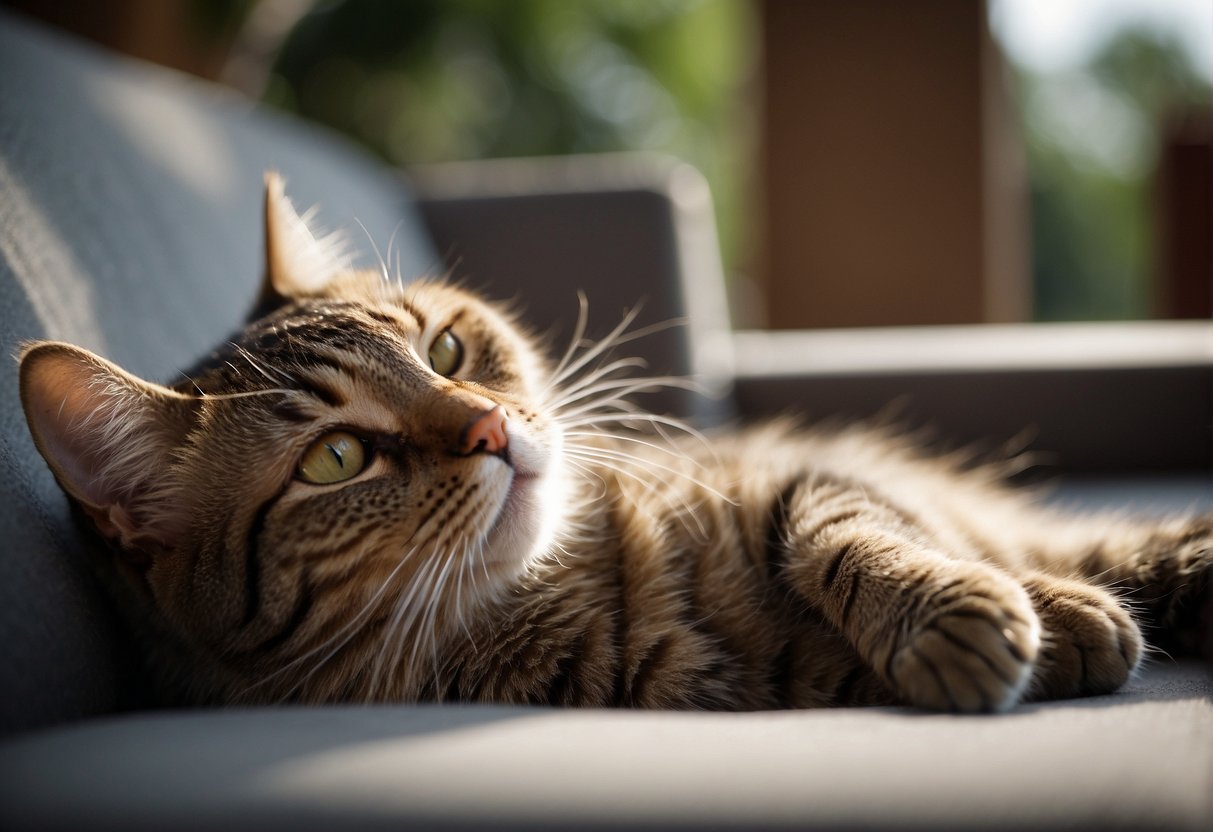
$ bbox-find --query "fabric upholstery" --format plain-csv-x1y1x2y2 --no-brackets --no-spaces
0,662,1209,831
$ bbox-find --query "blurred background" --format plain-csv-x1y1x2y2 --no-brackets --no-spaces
4,0,1209,329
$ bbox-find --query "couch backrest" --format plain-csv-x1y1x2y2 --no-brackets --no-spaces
0,13,435,733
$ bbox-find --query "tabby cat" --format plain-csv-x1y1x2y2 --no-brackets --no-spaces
19,174,1212,712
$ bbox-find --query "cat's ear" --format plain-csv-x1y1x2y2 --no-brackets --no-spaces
258,171,350,311
19,342,199,556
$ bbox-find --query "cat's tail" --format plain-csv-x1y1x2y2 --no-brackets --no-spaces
1066,513,1213,661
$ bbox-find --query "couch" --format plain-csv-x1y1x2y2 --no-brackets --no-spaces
1,12,1210,831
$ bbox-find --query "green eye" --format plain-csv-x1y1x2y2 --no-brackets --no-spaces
428,329,463,376
298,431,367,485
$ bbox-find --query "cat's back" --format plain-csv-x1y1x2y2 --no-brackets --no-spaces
581,421,1049,574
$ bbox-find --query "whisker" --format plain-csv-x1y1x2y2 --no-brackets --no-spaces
564,458,609,499
373,546,447,698
544,357,650,409
563,431,707,468
242,543,419,701
547,292,591,389
232,344,294,385
560,411,701,433
562,413,719,462
578,315,688,356
543,303,644,392
384,221,406,286
353,216,390,284
552,383,699,424
199,388,295,402
453,541,479,645
564,444,735,505
410,544,462,685
553,374,701,412
547,310,692,395
563,449,711,537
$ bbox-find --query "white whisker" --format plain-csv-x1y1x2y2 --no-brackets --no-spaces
199,388,295,402
563,431,707,467
543,303,644,392
549,353,648,394
411,544,462,685
353,216,390,284
373,545,448,698
564,444,734,505
546,292,591,386
552,379,700,422
544,357,650,409
563,449,711,537
241,543,419,702
231,344,294,385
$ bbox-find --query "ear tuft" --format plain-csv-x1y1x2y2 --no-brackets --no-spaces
260,171,351,310
19,342,197,551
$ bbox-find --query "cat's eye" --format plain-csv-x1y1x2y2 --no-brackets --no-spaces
428,329,464,376
297,431,368,485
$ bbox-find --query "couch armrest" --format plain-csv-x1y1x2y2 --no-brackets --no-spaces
732,322,1213,474
409,154,734,422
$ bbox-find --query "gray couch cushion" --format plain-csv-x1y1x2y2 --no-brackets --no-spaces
0,661,1209,832
0,11,433,732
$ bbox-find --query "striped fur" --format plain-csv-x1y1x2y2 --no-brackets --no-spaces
18,178,1213,712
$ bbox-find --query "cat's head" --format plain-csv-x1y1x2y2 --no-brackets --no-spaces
19,173,570,702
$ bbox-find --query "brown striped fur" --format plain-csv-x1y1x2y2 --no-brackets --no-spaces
18,175,1213,712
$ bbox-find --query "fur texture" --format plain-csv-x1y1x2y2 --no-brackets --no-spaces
18,175,1213,712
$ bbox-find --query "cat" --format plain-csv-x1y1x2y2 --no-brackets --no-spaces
18,173,1212,712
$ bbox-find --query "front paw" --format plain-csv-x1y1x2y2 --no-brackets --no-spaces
889,572,1040,712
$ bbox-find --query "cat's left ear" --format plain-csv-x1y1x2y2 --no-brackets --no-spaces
19,342,200,557
257,171,349,312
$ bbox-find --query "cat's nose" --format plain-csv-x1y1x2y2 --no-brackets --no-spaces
460,404,509,456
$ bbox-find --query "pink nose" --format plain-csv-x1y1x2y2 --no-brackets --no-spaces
461,404,509,456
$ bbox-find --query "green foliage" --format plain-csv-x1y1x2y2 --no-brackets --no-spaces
265,0,755,272
1019,28,1210,321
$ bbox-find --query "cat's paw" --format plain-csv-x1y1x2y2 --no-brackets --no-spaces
1024,575,1142,699
889,571,1040,712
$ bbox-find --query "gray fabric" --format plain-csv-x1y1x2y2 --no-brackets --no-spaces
0,11,434,732
1,662,1209,832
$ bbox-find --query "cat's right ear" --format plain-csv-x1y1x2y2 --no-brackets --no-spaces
257,171,349,314
19,342,199,557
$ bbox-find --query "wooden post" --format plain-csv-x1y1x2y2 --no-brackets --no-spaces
755,0,1028,328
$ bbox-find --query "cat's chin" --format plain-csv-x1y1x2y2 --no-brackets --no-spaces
481,438,566,577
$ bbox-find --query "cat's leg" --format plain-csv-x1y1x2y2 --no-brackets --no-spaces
769,475,1041,712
